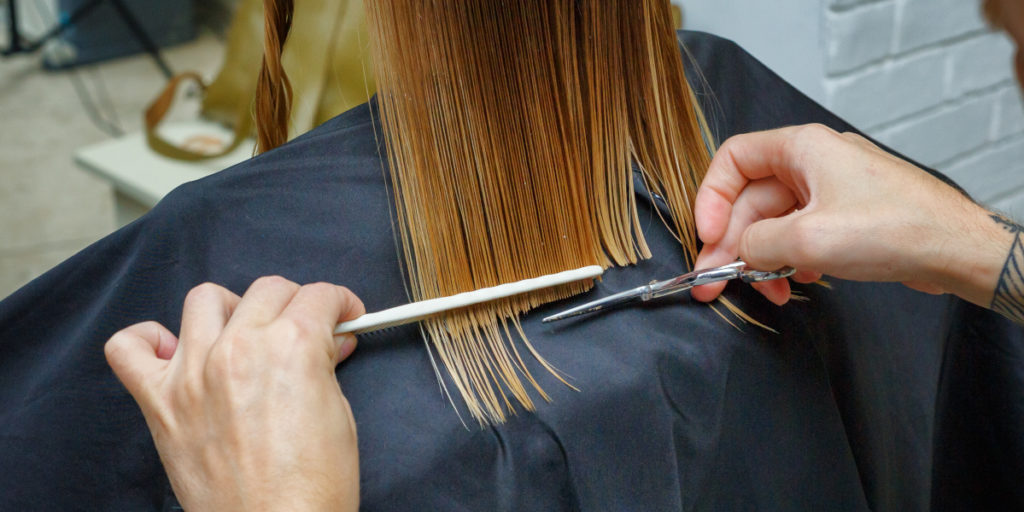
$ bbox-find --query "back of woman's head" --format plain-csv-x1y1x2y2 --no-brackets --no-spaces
257,0,715,424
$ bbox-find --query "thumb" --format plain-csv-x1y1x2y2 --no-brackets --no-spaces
105,321,177,406
738,215,800,271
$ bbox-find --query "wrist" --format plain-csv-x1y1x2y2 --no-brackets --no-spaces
927,201,1015,307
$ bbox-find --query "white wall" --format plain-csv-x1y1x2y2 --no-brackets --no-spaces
681,0,1024,220
681,0,827,103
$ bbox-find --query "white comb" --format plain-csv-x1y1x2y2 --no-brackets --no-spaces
334,265,605,335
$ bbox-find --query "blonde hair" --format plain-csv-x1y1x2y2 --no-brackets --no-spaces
255,0,294,153
259,0,718,424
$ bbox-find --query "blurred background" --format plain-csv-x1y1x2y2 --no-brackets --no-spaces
0,0,1021,299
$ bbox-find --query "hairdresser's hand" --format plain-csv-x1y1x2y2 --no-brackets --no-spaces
691,124,1014,309
104,277,364,512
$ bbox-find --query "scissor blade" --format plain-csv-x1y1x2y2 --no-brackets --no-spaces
542,285,648,323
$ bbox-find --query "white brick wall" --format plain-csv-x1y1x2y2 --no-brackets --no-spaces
825,2,895,74
822,0,1024,218
828,49,947,128
683,0,1024,220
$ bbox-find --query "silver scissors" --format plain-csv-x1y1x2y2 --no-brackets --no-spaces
542,260,795,323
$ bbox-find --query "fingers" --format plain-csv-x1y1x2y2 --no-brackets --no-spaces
738,215,801,272
691,178,798,302
692,211,802,303
791,269,823,284
229,276,301,328
693,214,802,304
695,126,815,246
693,124,849,304
105,321,178,403
691,239,797,305
177,277,365,371
690,243,731,302
751,278,792,306
280,283,366,365
715,178,798,258
178,283,241,364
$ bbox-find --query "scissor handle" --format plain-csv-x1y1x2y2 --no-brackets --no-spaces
645,261,746,299
646,261,794,300
739,265,797,283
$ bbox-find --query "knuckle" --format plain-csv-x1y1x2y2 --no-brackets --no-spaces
335,285,366,317
137,320,165,333
246,275,301,302
798,123,834,140
270,318,328,360
718,135,738,152
251,275,296,291
103,333,130,362
104,321,155,362
283,315,319,340
841,131,870,147
269,319,329,367
718,134,745,157
304,281,336,294
793,123,834,148
785,124,838,168
184,282,225,307
301,281,338,302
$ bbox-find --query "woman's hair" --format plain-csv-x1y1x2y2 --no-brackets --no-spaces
255,0,294,153
257,0,718,424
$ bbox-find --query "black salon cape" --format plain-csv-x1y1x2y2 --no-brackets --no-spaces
0,32,1020,511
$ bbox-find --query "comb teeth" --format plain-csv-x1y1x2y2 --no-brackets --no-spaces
334,265,604,336
338,315,429,336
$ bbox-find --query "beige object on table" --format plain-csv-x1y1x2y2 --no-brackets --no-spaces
75,120,255,226
145,0,374,161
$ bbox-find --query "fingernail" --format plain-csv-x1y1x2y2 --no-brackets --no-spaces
338,334,358,361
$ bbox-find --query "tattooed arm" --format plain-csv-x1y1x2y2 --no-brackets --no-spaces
690,124,1024,325
988,215,1024,323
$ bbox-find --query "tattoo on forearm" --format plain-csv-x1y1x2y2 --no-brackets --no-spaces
990,214,1024,324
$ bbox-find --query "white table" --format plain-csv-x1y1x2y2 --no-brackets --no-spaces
74,120,255,226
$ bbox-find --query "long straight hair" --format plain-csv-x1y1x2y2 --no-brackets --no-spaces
258,0,717,424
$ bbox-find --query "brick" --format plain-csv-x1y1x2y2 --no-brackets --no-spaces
946,33,1016,97
995,87,1024,140
825,2,895,74
827,50,946,129
943,137,1024,204
896,0,987,53
829,0,885,10
829,0,861,8
878,96,994,166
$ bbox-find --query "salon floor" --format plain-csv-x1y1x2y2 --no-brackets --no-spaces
0,31,224,300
